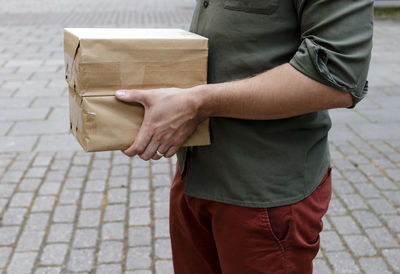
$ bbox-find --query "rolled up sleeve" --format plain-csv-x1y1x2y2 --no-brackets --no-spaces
289,0,374,107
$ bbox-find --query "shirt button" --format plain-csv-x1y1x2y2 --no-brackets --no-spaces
203,1,209,8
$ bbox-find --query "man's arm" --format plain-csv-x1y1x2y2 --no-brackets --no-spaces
196,63,352,120
115,62,352,160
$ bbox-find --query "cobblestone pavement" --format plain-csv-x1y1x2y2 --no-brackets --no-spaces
0,0,399,273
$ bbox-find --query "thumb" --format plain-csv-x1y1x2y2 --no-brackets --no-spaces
115,89,147,104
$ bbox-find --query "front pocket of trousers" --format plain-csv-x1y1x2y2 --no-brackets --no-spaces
262,205,292,243
223,0,279,15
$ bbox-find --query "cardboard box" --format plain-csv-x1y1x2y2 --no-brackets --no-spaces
64,28,210,152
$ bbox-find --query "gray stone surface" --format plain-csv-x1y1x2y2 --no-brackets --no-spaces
0,1,399,273
343,235,377,256
67,249,95,272
325,252,360,274
47,223,74,243
360,257,391,274
7,252,37,274
0,226,20,246
96,264,122,274
39,244,68,265
73,228,98,248
16,230,45,251
97,241,124,263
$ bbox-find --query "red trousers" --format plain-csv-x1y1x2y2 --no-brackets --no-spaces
169,162,332,274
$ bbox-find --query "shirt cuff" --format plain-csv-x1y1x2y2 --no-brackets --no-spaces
289,38,368,108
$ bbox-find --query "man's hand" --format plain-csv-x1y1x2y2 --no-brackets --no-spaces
115,88,204,161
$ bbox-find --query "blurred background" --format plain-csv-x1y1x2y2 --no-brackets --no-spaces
0,0,399,273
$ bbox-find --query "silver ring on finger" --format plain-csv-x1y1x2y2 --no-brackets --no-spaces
156,151,164,157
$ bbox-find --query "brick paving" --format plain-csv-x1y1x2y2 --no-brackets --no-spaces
0,0,400,273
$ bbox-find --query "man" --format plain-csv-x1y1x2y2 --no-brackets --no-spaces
115,0,373,273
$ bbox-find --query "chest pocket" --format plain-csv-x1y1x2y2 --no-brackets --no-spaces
223,0,279,15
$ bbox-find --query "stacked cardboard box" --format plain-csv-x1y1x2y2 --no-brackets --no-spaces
64,28,210,152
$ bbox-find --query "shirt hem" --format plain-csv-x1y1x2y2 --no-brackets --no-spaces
183,188,314,208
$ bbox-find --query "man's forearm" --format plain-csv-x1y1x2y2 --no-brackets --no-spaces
192,63,353,121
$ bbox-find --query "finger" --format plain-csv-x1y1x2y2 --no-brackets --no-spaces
139,139,160,161
151,153,162,161
115,89,147,105
123,124,153,157
164,146,179,158
157,144,170,155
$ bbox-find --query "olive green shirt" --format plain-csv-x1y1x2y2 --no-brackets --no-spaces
177,0,373,207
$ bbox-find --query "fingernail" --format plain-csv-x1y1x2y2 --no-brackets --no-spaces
116,90,126,98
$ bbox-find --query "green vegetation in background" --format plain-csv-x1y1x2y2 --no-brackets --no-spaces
374,7,400,19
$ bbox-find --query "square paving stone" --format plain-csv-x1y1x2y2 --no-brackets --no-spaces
130,178,150,191
40,244,68,265
155,260,174,274
18,178,41,191
154,202,169,219
126,247,151,270
1,207,27,225
325,251,360,274
102,222,124,240
320,231,345,251
96,264,122,274
152,174,172,187
155,218,169,238
129,208,151,226
154,187,170,202
25,167,47,178
382,215,400,233
329,216,361,234
9,192,34,207
16,230,45,251
104,204,126,222
73,228,98,248
368,198,397,214
81,192,103,209
58,189,80,204
25,213,49,231
129,227,151,247
155,239,172,259
39,182,61,195
341,194,369,210
7,252,37,274
0,226,20,245
352,210,382,228
53,205,77,223
0,247,12,268
130,192,150,207
67,249,95,272
85,179,107,192
78,209,101,228
107,188,127,204
366,227,398,248
343,235,377,256
359,257,391,274
98,241,124,263
382,249,400,273
312,259,332,274
32,196,56,212
47,223,74,243
0,184,16,198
